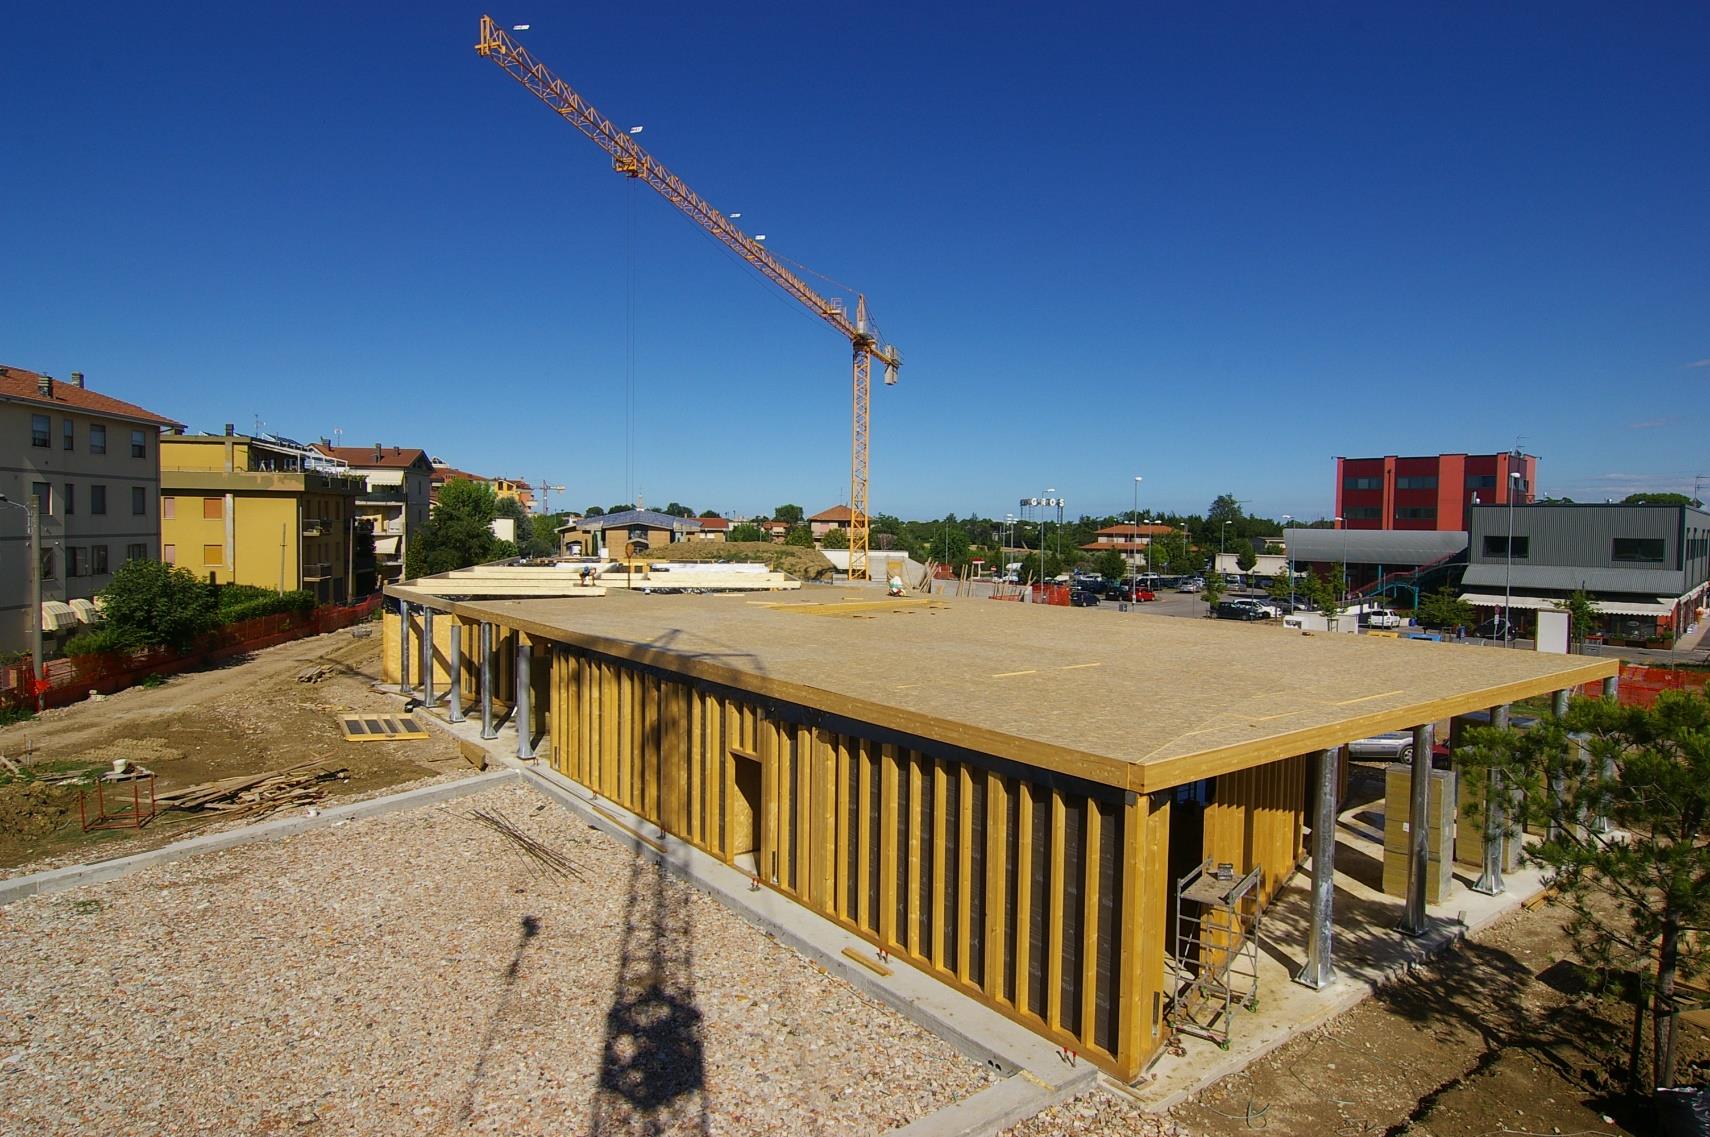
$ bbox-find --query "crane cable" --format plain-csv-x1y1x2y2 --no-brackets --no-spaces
625,176,638,506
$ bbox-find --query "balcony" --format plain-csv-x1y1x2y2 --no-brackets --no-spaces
302,520,328,538
301,562,334,580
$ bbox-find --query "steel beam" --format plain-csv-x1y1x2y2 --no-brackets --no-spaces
1400,722,1435,936
1472,704,1509,895
516,635,534,759
1294,747,1340,989
480,621,496,740
397,600,412,696
420,607,435,709
448,618,466,723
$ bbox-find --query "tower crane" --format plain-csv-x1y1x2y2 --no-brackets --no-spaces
475,15,901,580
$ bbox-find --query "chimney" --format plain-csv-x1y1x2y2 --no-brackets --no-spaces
374,443,383,460
70,371,85,389
225,423,235,436
37,374,53,397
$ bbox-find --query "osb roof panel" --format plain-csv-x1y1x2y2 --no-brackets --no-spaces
452,592,1616,792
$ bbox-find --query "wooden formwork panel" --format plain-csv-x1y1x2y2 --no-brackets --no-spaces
540,639,1169,1080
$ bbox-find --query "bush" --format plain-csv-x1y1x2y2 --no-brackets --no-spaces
99,559,219,651
63,627,129,657
218,589,315,624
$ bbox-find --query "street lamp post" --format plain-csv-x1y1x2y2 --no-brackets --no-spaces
1220,520,1231,575
1334,515,1347,624
0,493,43,687
1131,476,1142,578
1282,515,1294,609
1504,469,1521,647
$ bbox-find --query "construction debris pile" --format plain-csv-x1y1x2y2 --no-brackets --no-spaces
156,761,349,822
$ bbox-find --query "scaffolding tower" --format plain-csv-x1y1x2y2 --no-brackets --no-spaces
1167,858,1263,1049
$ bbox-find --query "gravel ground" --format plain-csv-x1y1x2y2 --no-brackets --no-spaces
1001,1087,1181,1136
0,782,992,1136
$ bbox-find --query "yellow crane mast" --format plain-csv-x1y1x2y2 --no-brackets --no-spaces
475,16,901,580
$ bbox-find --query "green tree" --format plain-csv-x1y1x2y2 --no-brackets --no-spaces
775,504,805,524
99,558,219,651
494,496,550,558
409,479,501,578
529,514,562,558
607,502,635,514
1304,566,1347,626
1418,585,1475,631
1202,570,1226,612
583,505,605,518
1267,570,1297,604
1095,549,1127,582
821,527,848,549
1236,544,1257,572
1554,588,1601,651
1461,690,1710,1093
698,509,722,518
1623,492,1700,507
728,523,764,542
784,524,814,547
1153,531,1194,576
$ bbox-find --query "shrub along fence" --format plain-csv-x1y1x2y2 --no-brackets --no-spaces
0,594,381,712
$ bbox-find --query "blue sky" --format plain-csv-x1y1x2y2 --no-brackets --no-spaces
5,2,1706,522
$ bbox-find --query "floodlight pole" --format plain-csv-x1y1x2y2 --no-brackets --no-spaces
1504,468,1521,647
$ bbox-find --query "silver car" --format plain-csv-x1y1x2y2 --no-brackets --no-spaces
1347,731,1417,761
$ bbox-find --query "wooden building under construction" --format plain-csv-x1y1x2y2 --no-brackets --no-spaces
381,584,1615,1080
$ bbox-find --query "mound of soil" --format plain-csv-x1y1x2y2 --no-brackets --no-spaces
640,540,835,580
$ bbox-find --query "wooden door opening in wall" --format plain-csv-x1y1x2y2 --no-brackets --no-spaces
1166,779,1213,969
730,752,762,872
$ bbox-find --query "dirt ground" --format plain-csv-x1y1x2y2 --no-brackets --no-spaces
1008,897,1707,1136
0,628,469,872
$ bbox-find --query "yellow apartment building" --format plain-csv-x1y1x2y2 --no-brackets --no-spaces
159,429,365,604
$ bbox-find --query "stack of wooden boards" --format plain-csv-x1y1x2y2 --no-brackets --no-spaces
1382,765,1456,902
155,760,349,821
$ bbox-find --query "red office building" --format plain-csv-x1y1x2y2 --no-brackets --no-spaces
1334,452,1538,531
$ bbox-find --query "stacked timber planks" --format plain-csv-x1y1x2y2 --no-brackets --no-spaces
156,761,349,820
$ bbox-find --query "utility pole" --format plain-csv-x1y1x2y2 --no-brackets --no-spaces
0,493,42,687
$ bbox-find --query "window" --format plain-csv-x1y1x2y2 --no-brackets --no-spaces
1394,506,1437,520
203,544,223,566
1344,506,1381,520
126,543,147,563
30,482,51,515
1483,535,1530,558
90,485,106,515
131,429,147,459
67,547,86,578
1467,474,1497,489
31,414,49,447
1612,537,1665,563
39,547,55,580
65,484,74,515
1395,475,1438,490
132,486,146,515
203,497,224,520
1343,476,1381,490
62,419,74,450
91,545,108,575
163,544,176,565
162,496,175,519
90,424,106,454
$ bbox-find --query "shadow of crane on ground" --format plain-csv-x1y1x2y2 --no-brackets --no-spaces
589,854,710,1137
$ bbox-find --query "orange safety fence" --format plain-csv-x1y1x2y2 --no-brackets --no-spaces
0,595,381,712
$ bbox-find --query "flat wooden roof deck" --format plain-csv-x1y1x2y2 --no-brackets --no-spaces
445,591,1617,792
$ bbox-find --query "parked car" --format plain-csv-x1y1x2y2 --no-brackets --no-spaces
1348,731,1417,761
1068,589,1101,607
1362,608,1404,629
1214,600,1264,621
1245,598,1283,619
1178,577,1205,593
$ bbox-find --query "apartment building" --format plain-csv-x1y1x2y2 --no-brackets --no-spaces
0,366,182,655
160,428,364,604
314,444,432,587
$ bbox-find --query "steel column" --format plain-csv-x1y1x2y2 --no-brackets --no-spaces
1295,747,1340,989
515,635,534,759
1595,674,1619,831
1472,704,1510,895
448,618,466,723
480,621,496,740
1400,722,1435,936
420,607,435,709
397,600,412,696
1548,689,1570,843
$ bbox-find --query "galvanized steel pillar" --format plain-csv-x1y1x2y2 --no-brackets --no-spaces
515,635,534,759
1400,722,1435,936
397,600,412,696
1295,746,1340,990
420,607,435,709
447,618,465,723
1595,673,1619,832
480,621,496,740
1472,704,1510,895
1548,689,1571,843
